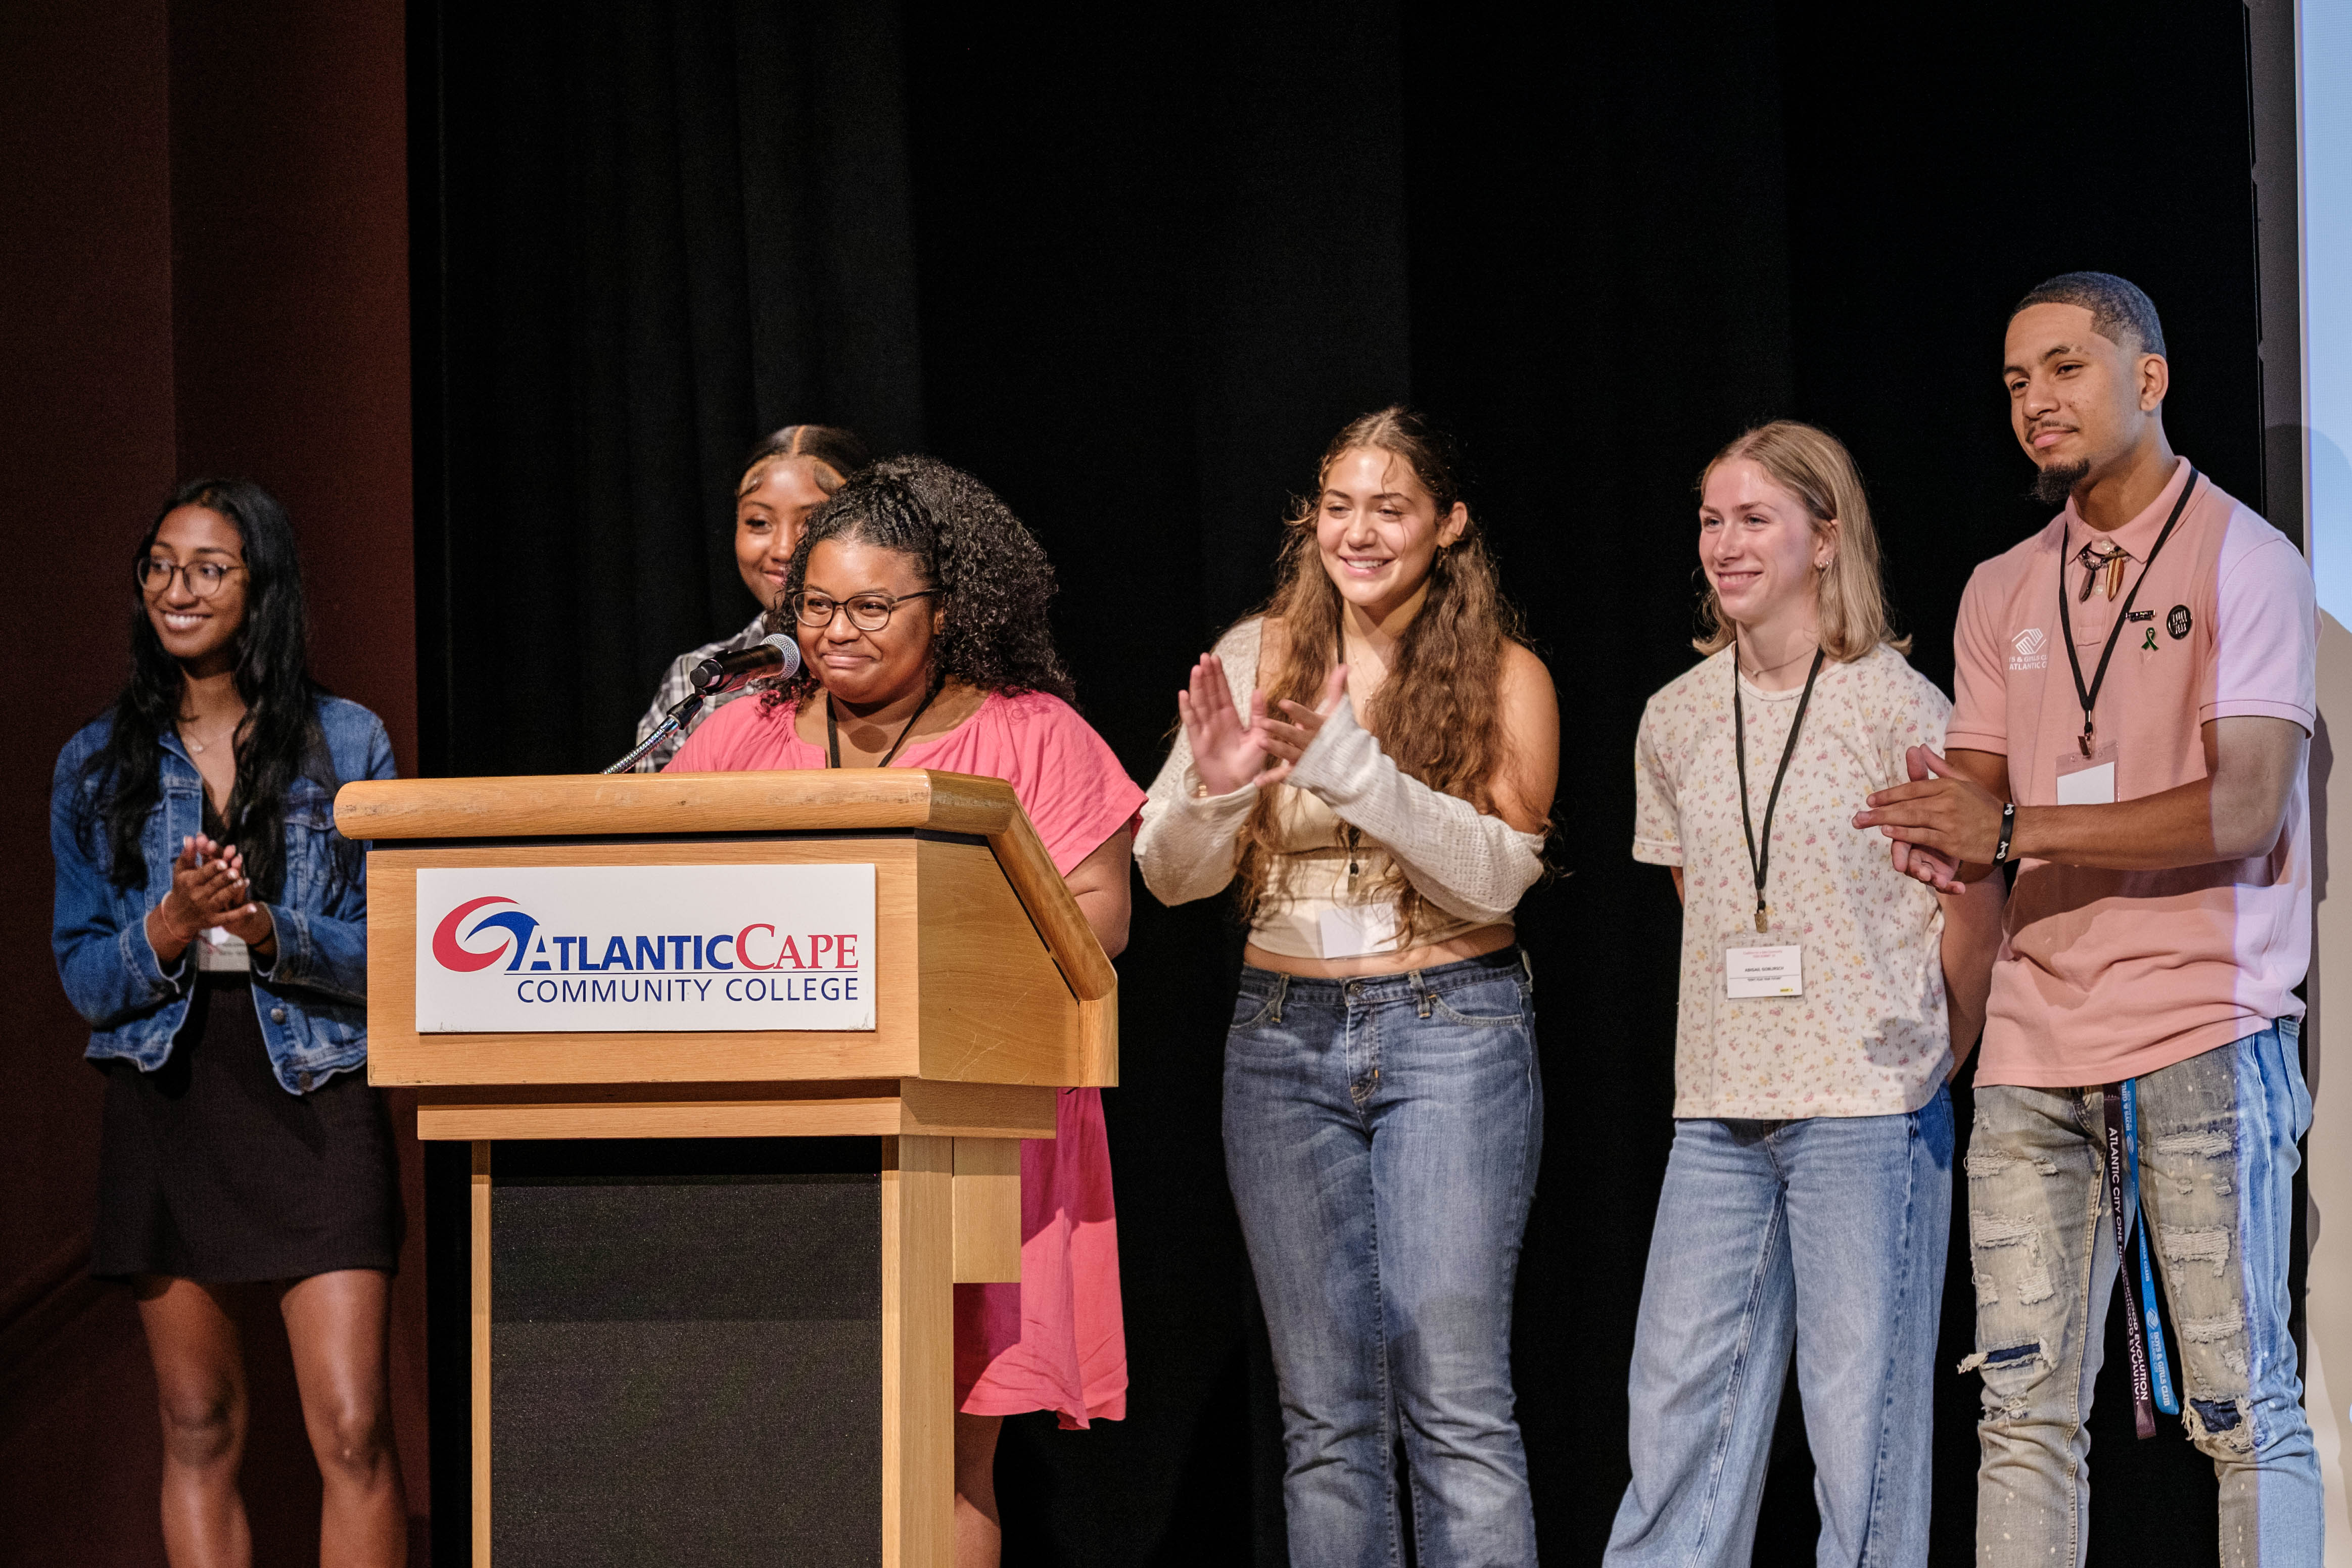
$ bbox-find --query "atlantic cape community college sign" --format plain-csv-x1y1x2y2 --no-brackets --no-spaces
414,865,877,1032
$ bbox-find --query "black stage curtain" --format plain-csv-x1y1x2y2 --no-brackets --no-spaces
413,0,925,776
412,1,2267,1561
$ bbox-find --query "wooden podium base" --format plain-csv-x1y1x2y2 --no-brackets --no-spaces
435,1080,1052,1568
342,774,1111,1567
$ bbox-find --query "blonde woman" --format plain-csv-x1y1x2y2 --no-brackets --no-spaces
1138,407,1557,1568
1607,421,2003,1566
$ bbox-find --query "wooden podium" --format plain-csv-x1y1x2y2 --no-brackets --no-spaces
334,770,1115,1568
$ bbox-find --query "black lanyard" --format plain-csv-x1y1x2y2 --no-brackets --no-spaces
825,676,943,769
2055,466,2198,758
1732,647,1825,934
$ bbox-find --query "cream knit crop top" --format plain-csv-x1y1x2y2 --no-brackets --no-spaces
1135,618,1547,961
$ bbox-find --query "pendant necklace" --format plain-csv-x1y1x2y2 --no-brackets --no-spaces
179,711,243,755
2077,542,2129,602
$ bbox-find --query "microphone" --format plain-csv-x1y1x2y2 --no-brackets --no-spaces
691,632,801,694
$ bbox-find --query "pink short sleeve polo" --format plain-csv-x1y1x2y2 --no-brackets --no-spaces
1947,458,2317,1088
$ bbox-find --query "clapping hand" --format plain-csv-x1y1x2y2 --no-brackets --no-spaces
152,835,251,956
1254,664,1351,787
212,843,276,956
152,835,276,961
1178,653,1275,795
1177,657,1351,794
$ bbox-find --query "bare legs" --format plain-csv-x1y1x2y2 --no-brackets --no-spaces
134,1270,407,1567
955,1412,1003,1568
281,1271,408,1565
138,1277,252,1567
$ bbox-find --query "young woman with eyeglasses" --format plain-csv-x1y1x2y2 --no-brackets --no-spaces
666,455,1144,1568
1135,407,1559,1568
627,422,871,770
51,479,406,1566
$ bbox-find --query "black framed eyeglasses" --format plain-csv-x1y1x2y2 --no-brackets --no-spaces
789,589,937,632
136,558,244,598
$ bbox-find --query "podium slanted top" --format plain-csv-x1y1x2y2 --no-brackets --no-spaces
338,770,1118,1092
338,767,1023,843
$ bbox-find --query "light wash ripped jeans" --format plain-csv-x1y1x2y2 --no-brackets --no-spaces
1224,947,1542,1568
1963,1021,2319,1566
1604,1085,1954,1567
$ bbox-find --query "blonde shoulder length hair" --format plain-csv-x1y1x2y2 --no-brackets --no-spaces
1692,419,1909,661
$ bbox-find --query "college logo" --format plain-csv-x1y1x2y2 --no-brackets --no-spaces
432,895,541,973
415,863,877,1033
2168,604,2193,639
2008,628,2048,672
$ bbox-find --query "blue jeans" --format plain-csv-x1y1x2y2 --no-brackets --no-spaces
1224,947,1543,1568
1605,1086,1954,1567
1963,1023,2318,1566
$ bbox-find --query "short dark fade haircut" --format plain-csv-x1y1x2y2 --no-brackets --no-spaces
2011,271,2166,358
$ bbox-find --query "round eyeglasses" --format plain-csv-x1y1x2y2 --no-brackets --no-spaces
137,558,245,598
789,589,936,632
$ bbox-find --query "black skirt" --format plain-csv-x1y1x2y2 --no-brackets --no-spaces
93,973,401,1283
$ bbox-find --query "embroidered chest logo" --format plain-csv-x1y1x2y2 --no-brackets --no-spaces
2009,627,2048,671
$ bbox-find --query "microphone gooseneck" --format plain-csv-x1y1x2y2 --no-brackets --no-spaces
604,634,800,774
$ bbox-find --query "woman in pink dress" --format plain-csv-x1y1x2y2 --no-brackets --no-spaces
666,455,1143,1568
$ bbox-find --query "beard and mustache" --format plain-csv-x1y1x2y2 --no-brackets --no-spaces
2032,457,2089,507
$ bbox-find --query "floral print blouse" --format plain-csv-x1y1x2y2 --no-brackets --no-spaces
1634,642,1953,1118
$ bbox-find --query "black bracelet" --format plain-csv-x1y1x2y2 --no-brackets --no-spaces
1994,801,2017,865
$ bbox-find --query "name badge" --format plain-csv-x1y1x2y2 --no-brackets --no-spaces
2055,741,2119,806
1319,902,1399,960
1723,936,1803,998
195,926,251,973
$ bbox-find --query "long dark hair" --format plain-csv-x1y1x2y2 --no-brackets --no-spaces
85,479,328,899
1236,406,1526,943
762,455,1077,709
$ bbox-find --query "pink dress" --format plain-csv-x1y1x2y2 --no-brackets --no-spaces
668,687,1145,1428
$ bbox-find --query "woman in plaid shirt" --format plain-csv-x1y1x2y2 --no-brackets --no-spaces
629,423,870,770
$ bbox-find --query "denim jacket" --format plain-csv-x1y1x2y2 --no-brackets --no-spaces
51,696,395,1095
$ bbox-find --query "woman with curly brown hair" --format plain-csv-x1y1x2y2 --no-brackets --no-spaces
1136,407,1558,1567
666,455,1143,1568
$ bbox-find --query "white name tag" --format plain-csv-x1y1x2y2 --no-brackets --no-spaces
195,927,251,973
1725,942,1804,998
2055,759,2116,805
1319,902,1399,960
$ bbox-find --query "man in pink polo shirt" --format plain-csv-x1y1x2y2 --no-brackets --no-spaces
1857,271,2320,1563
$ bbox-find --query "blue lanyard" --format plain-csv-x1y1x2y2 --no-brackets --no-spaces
2120,1079,2179,1415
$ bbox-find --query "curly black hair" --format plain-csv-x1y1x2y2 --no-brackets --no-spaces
763,455,1077,708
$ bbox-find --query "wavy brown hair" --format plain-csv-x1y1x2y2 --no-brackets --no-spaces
1232,406,1527,942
